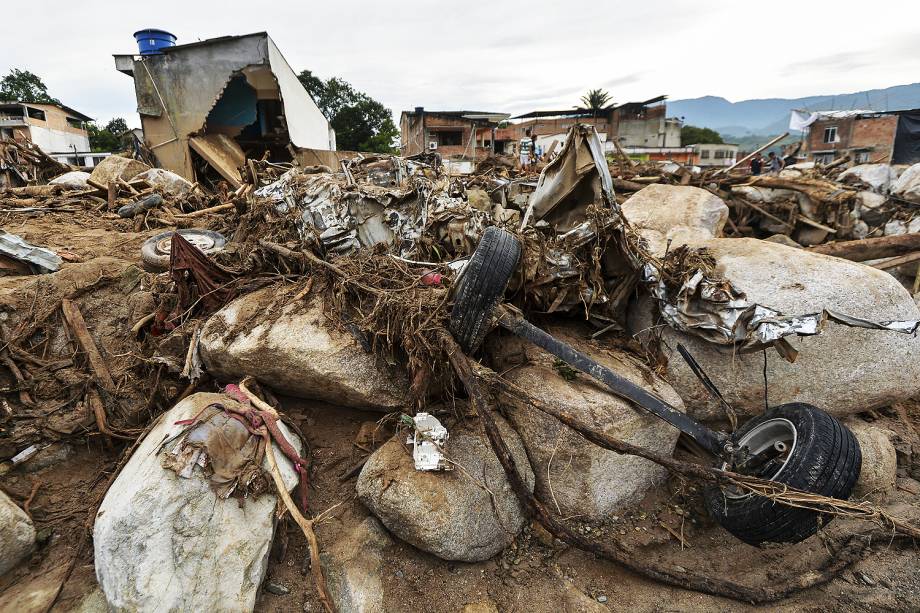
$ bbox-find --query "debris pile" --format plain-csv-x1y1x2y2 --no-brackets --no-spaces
0,127,919,613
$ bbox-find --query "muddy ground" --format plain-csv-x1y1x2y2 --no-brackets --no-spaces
0,211,918,612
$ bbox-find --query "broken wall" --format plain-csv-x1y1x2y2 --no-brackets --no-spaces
127,33,332,180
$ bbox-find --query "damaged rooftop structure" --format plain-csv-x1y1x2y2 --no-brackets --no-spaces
114,31,336,189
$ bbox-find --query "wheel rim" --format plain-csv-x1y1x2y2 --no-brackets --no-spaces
156,233,217,255
722,417,797,499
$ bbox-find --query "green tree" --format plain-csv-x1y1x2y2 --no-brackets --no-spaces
88,117,129,152
297,70,398,153
680,125,724,145
580,88,611,111
0,69,59,104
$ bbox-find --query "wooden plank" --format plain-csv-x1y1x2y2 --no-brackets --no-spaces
60,299,116,393
188,134,245,188
807,233,920,261
872,251,920,270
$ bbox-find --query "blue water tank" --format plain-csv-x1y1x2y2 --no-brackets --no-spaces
133,29,177,55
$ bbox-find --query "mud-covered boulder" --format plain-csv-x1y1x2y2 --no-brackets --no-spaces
89,155,150,186
356,417,533,562
93,393,302,612
622,184,728,256
322,517,394,613
629,238,920,420
199,288,410,411
489,328,684,519
0,490,34,576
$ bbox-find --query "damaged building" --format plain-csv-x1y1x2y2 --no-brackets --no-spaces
507,96,689,162
114,31,336,188
793,108,920,165
0,101,102,166
399,109,511,162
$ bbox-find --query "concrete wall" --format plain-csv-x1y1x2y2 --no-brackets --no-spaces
21,104,89,154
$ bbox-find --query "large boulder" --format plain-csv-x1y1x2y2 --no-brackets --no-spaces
838,164,898,193
134,168,193,196
93,393,302,612
322,517,394,613
89,155,150,186
488,328,684,519
891,162,920,203
628,238,920,420
0,490,35,576
199,288,410,411
48,170,90,189
622,184,728,256
356,416,533,562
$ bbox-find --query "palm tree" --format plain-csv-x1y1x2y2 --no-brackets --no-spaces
580,89,611,111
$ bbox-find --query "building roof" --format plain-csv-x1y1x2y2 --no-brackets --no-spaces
401,109,510,122
511,95,667,120
0,100,93,122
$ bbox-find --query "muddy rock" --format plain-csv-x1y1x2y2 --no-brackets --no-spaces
88,155,150,186
849,421,897,502
622,184,728,256
199,288,410,411
489,328,683,519
48,170,90,189
356,416,533,562
322,516,394,613
133,168,193,196
93,393,302,612
837,164,898,193
629,238,920,420
0,490,35,576
891,162,920,203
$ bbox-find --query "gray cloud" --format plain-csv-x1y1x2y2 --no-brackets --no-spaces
0,1,914,126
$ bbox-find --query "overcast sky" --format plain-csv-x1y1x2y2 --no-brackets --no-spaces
3,0,918,127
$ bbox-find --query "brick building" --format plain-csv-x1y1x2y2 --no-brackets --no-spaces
399,109,510,160
800,109,920,164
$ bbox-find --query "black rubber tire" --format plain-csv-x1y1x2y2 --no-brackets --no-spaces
704,403,861,546
140,229,227,271
449,227,522,353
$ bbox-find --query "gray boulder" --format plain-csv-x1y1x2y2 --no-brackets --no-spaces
93,393,302,612
322,517,394,613
199,288,410,411
0,489,34,576
489,328,683,520
629,238,920,420
89,155,150,186
356,416,533,562
622,184,728,256
837,164,897,193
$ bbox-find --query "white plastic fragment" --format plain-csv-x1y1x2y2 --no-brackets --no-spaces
408,413,451,471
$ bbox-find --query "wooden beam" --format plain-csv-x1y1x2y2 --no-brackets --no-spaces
60,299,116,393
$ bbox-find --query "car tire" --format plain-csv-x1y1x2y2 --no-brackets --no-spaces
449,227,522,353
140,229,227,271
704,402,861,546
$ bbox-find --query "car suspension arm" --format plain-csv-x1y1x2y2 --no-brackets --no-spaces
497,308,727,457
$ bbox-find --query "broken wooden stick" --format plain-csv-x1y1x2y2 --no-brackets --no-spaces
808,233,920,261
60,299,116,393
237,380,336,613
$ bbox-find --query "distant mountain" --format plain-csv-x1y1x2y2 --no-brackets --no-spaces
668,83,920,137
